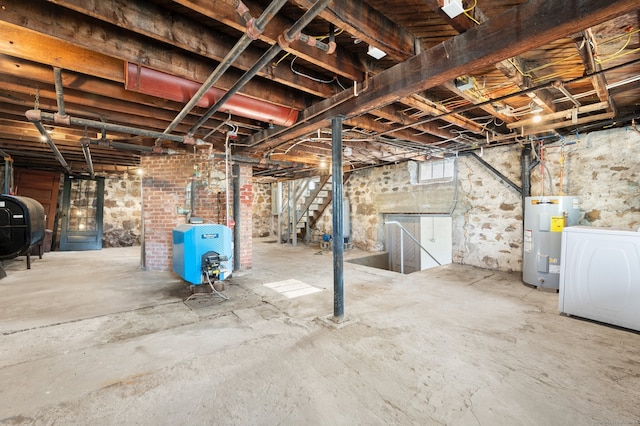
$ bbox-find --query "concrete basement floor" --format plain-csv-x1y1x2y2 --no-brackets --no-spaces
0,239,639,425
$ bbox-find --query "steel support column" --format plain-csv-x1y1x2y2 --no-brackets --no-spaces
332,115,345,320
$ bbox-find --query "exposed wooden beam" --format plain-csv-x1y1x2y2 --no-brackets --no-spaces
239,0,635,153
572,29,616,113
173,0,363,81
292,0,416,61
0,0,305,109
0,23,123,83
44,0,336,99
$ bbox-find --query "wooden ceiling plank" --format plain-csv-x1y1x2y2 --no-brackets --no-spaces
173,0,364,81
0,0,305,109
0,23,123,82
45,0,335,99
572,29,616,113
239,0,636,153
292,0,416,62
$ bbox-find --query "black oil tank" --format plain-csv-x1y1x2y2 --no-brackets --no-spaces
0,195,46,259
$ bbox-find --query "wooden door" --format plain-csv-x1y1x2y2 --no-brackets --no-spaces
59,175,104,251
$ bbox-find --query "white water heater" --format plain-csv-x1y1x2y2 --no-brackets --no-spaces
523,196,579,289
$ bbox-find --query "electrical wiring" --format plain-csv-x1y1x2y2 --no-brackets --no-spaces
463,0,481,25
290,56,336,84
594,28,640,63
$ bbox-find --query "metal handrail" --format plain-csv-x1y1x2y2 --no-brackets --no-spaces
385,221,441,274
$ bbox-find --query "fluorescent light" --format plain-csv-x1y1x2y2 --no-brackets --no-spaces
367,45,387,60
442,0,464,18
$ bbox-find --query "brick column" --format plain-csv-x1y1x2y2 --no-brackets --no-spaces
141,153,229,271
237,164,253,269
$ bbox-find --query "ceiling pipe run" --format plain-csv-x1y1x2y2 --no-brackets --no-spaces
54,67,94,175
86,138,179,154
26,109,200,145
156,0,289,143
552,80,581,107
79,138,95,178
52,67,69,123
125,63,299,128
29,120,72,174
189,0,332,135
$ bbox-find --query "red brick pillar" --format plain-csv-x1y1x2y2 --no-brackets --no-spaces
141,153,229,272
237,164,253,269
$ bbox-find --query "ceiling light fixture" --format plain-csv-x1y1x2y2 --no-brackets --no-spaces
367,45,387,60
441,0,464,18
532,114,542,123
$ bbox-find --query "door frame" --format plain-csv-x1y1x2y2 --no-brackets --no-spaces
59,175,104,251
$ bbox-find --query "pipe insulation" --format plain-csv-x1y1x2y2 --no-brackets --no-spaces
125,63,298,128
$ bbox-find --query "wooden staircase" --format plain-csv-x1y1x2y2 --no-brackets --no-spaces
277,175,332,245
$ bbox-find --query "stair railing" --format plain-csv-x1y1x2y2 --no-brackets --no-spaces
384,221,441,274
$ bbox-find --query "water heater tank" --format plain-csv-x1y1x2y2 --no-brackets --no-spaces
523,196,579,290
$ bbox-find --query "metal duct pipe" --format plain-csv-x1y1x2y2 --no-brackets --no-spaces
189,0,331,134
79,138,95,178
26,109,197,145
125,63,298,128
30,120,72,174
157,0,288,141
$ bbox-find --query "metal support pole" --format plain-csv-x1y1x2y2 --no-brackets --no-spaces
292,180,298,247
287,181,292,243
332,115,345,320
400,231,404,274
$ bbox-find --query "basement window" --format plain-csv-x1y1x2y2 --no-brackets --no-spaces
418,158,455,183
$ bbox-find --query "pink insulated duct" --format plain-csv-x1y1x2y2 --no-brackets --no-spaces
124,62,298,127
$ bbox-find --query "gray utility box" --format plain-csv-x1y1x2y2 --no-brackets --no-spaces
523,196,580,290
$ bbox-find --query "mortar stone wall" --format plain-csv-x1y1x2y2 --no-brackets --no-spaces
307,127,640,273
252,182,273,237
102,172,142,247
141,154,252,272
531,128,640,229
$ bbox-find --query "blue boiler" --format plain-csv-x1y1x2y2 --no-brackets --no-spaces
172,223,233,285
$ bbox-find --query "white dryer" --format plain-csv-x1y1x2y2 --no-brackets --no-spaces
559,226,640,332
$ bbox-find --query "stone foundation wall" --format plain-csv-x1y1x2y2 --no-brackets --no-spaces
532,128,640,229
252,182,273,237
102,172,142,247
307,127,640,273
